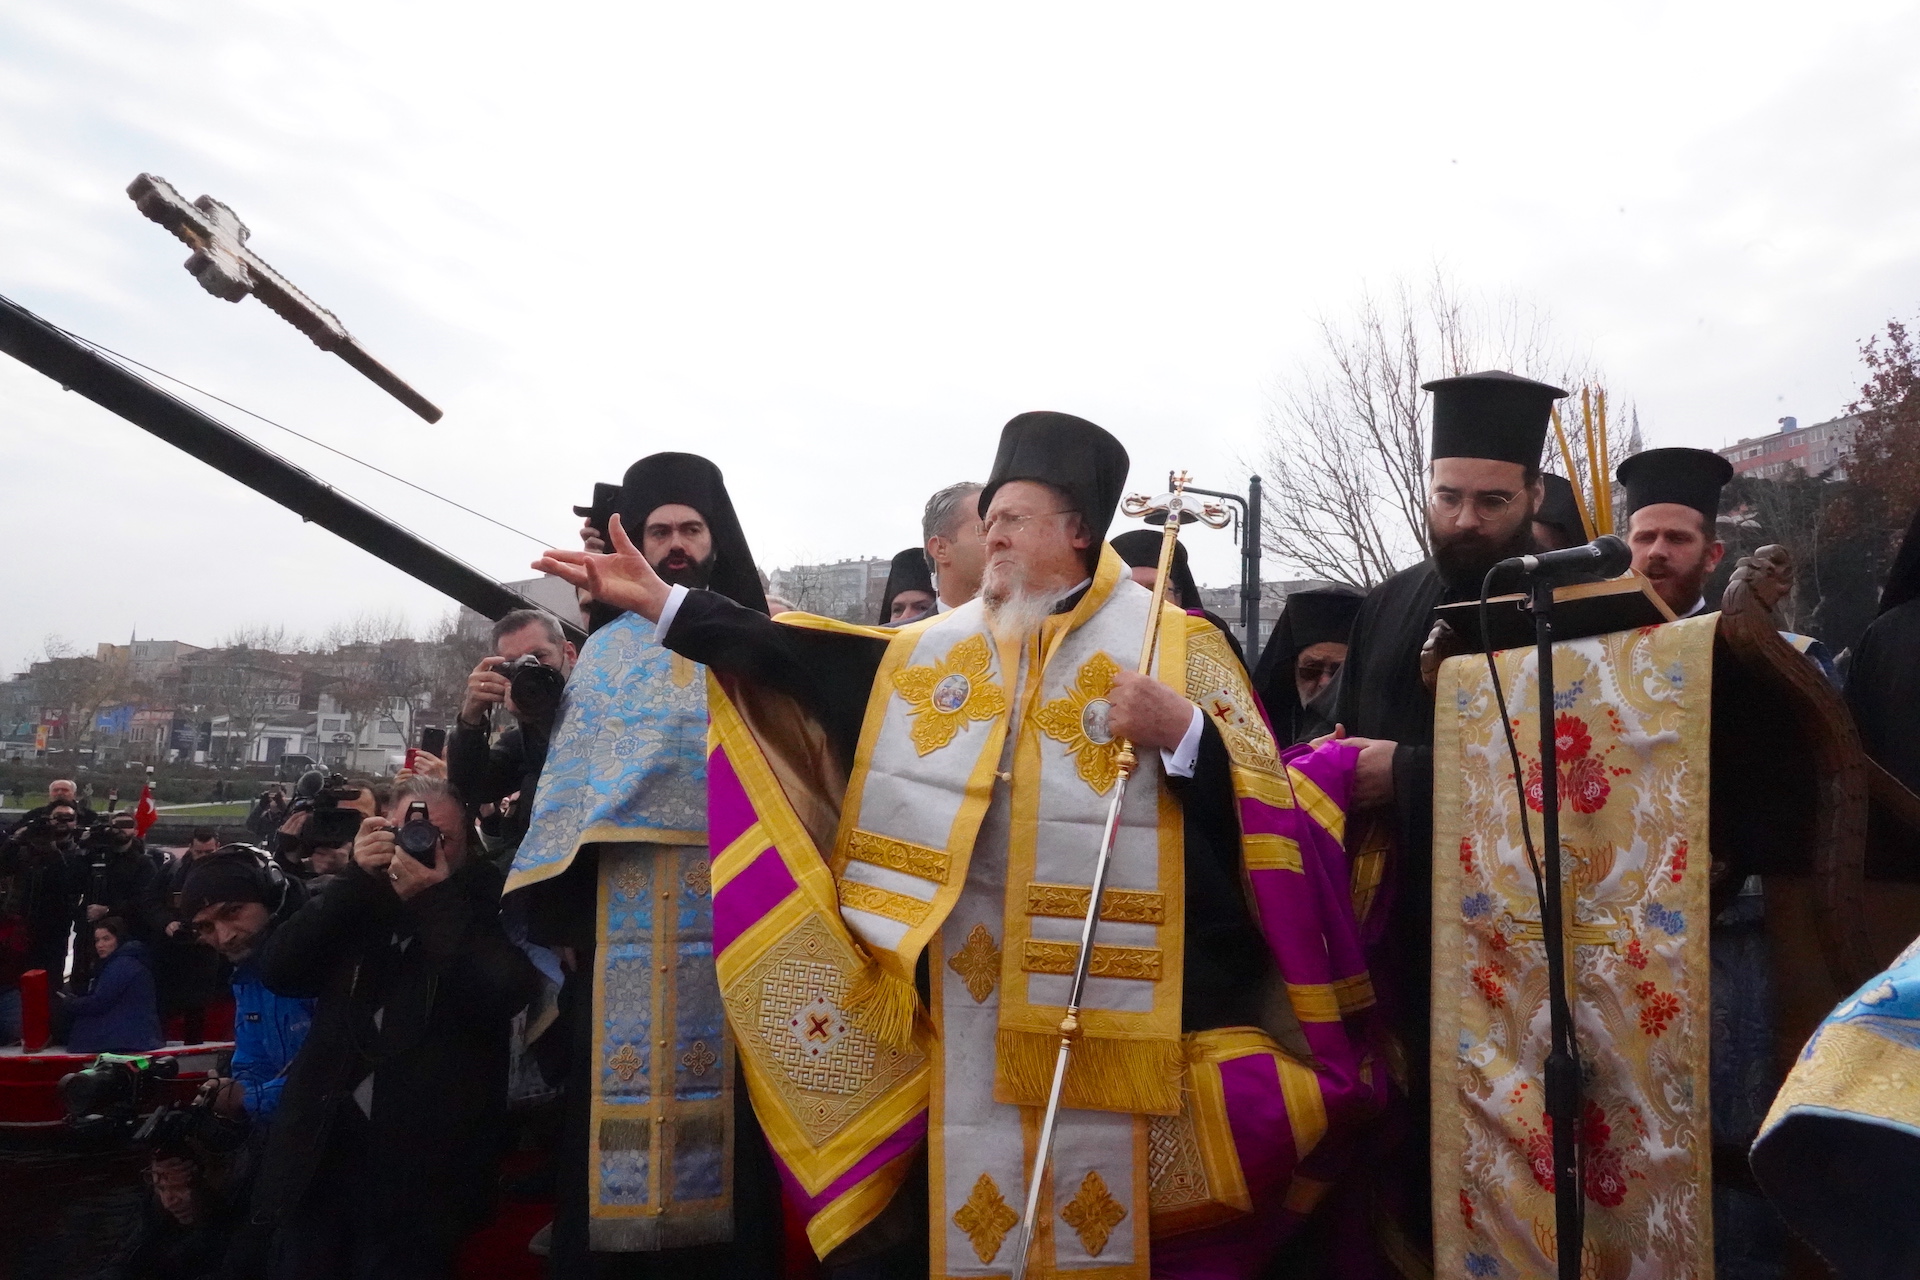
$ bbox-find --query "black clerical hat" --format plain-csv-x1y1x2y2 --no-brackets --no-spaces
979,411,1131,539
1249,584,1363,731
1423,370,1566,466
1535,473,1586,546
618,452,769,613
1278,587,1363,651
878,548,936,625
1617,447,1733,524
1108,529,1202,609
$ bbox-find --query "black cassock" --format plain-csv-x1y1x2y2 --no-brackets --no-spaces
1327,558,1458,1260
1848,598,1920,797
664,588,1277,1033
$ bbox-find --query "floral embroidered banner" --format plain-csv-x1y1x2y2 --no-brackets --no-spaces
1431,616,1717,1280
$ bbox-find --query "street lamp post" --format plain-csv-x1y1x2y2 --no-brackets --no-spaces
1176,474,1263,670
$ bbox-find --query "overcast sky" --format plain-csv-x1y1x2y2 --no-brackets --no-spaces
5,0,1919,676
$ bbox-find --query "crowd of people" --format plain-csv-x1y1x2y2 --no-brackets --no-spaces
2,382,1916,1280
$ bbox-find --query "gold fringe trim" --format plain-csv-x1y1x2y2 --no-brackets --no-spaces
994,1027,1185,1116
842,962,922,1048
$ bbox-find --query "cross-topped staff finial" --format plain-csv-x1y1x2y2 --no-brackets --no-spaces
127,173,442,423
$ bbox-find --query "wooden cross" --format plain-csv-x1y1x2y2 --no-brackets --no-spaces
126,173,442,422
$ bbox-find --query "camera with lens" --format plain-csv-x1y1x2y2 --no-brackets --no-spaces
283,771,366,854
60,1051,175,1124
60,1052,247,1152
395,800,440,869
498,653,566,727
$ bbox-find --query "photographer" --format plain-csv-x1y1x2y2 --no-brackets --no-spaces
72,810,166,990
87,811,165,938
179,848,314,1126
5,778,98,836
1,800,85,978
256,776,541,1278
447,610,576,854
243,787,289,842
270,776,383,886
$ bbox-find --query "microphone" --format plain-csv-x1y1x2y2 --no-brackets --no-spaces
1496,534,1632,581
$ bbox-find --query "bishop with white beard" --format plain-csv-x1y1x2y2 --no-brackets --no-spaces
537,412,1381,1280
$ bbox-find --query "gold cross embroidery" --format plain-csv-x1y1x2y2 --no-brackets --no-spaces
1034,651,1126,794
891,633,1007,756
608,1042,642,1082
1060,1169,1127,1256
954,1171,1019,1264
947,923,1002,1003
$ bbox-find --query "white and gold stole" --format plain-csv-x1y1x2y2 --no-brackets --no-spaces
831,548,1183,1280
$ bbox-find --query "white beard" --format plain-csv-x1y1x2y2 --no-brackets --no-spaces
982,560,1070,646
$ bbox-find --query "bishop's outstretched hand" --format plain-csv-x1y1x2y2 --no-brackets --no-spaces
534,514,672,622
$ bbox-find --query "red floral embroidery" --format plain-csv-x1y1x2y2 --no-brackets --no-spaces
1554,714,1593,760
1459,836,1476,875
1471,963,1506,1007
1584,1142,1628,1207
1488,930,1510,953
1580,1099,1611,1148
1638,988,1680,1037
1525,1130,1555,1192
1564,756,1612,813
1670,840,1689,884
1521,713,1622,813
1523,760,1546,813
1624,938,1648,970
1459,1189,1475,1229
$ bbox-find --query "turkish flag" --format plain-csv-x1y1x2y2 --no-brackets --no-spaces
134,782,158,837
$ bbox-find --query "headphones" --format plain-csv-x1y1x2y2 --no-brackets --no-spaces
195,843,297,924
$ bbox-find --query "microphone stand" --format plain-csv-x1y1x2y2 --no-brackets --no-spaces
1527,571,1584,1280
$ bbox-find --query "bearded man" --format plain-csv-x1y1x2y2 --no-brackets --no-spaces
1617,446,1733,618
1323,369,1564,1271
537,413,1378,1280
510,452,784,1276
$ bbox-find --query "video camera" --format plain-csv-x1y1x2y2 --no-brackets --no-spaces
498,653,566,727
285,770,365,851
58,1052,247,1153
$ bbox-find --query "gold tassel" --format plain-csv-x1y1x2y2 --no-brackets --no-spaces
843,963,922,1048
994,1027,1186,1116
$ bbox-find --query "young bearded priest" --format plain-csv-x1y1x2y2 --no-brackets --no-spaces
538,412,1380,1280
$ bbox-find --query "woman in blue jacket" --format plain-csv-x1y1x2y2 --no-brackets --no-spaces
65,916,164,1053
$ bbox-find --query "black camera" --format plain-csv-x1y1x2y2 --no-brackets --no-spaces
60,1051,177,1119
395,800,440,869
499,653,566,726
60,1051,246,1152
285,771,364,851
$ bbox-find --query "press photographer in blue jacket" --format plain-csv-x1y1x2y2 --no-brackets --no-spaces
177,846,315,1122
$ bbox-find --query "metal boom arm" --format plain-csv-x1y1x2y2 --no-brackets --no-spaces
0,292,582,644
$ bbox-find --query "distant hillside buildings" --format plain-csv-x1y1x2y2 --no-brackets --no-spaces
1717,413,1862,482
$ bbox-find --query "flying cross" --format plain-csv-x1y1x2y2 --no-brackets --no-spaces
126,173,442,422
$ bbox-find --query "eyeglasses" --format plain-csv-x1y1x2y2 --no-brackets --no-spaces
1429,490,1520,520
1295,659,1343,683
977,510,1078,538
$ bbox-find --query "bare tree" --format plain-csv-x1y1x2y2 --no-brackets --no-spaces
1257,271,1608,587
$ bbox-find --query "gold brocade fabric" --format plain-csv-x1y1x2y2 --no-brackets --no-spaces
1430,617,1717,1280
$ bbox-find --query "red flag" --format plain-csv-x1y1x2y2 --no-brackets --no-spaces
134,782,158,837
